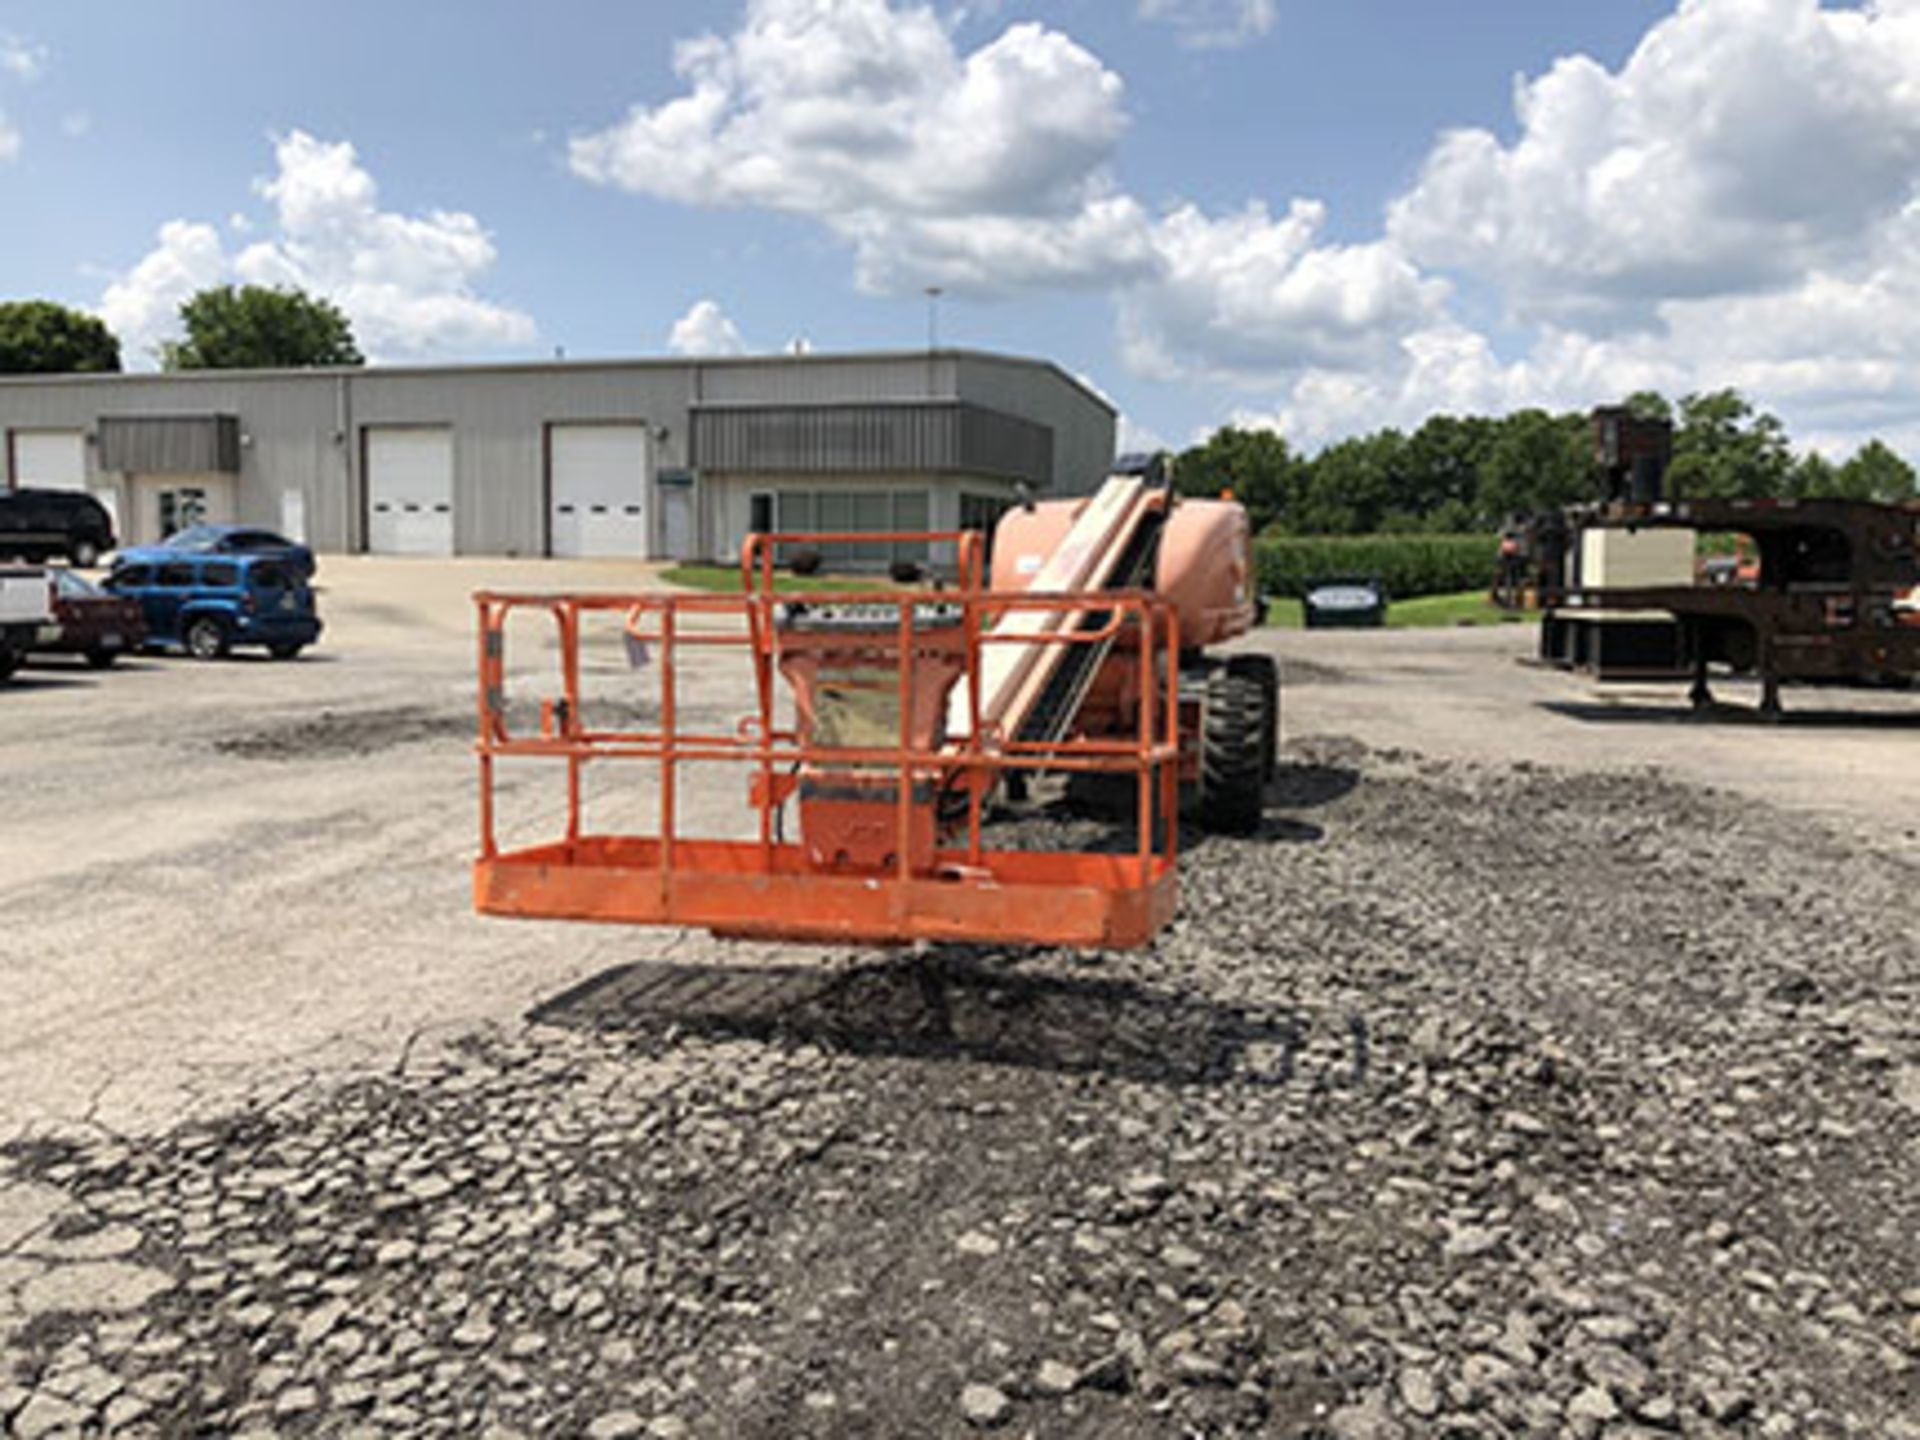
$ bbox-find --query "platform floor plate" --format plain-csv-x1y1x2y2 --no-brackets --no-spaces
476,836,1177,950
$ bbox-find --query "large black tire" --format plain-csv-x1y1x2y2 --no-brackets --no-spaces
69,538,101,568
184,616,230,661
268,642,304,661
0,644,17,682
1197,662,1269,833
85,646,118,669
1228,653,1280,784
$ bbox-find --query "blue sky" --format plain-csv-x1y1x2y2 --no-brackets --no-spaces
5,1,1915,459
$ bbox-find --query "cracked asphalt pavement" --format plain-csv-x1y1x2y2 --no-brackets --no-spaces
1,560,1915,1436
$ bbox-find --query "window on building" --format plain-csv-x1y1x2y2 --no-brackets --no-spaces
766,489,930,570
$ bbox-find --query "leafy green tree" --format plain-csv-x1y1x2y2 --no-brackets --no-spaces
1621,390,1673,424
1833,438,1918,503
1172,426,1299,534
1294,430,1408,534
1666,389,1792,499
0,300,121,373
1787,450,1839,499
1399,415,1497,528
1476,409,1594,519
162,285,363,370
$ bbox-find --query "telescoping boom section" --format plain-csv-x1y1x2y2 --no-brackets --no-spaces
472,511,1185,951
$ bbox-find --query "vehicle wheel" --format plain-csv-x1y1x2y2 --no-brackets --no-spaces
268,643,304,660
85,646,118,669
0,645,17,681
69,539,101,568
1197,661,1268,833
184,617,230,660
1227,653,1280,784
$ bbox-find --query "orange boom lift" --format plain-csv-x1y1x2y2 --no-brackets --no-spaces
472,456,1276,951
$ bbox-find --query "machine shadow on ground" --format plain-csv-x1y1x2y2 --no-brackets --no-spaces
4,670,99,690
1267,761,1361,810
1058,760,1361,851
529,763,1360,1087
1540,698,1920,729
532,951,1312,1089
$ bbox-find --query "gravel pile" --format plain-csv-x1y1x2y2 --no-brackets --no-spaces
3,737,1916,1437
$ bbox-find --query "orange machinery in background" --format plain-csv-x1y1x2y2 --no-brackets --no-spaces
472,459,1276,951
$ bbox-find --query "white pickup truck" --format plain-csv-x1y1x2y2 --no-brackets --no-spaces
0,564,57,682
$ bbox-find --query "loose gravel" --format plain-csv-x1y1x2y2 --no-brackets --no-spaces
3,736,1916,1437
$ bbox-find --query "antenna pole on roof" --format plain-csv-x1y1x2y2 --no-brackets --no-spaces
924,286,943,351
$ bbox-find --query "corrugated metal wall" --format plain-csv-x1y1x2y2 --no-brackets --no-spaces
958,405,1052,482
952,353,1115,493
693,403,956,473
693,354,956,406
351,366,691,555
0,373,348,544
98,415,241,474
691,402,1050,481
0,351,1114,555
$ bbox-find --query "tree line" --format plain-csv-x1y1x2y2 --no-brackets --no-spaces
0,288,361,375
8,291,1920,528
1173,390,1920,536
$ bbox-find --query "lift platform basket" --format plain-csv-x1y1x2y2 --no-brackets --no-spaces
473,530,1182,950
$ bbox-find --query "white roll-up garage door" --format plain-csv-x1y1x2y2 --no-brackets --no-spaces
12,430,86,490
367,427,454,555
550,425,650,559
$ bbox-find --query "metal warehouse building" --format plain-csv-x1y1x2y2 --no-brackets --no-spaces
0,349,1115,563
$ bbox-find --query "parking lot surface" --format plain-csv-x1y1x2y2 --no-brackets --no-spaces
2,560,1915,1437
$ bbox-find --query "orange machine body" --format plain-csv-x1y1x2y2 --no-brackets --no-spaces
774,607,968,873
991,492,1256,776
994,494,1255,649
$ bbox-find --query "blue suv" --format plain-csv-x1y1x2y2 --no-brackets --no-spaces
105,553,323,660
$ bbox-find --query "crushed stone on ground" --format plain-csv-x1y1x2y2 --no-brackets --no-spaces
2,737,1916,1437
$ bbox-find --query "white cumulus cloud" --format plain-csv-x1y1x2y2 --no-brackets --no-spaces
1388,0,1920,328
1,34,47,81
668,299,748,356
570,0,1144,294
1136,0,1276,50
572,0,1920,461
1221,0,1920,453
98,221,229,361
1174,0,1920,458
1119,201,1451,382
98,131,535,365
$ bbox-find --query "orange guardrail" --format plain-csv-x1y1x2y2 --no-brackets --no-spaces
473,544,1181,949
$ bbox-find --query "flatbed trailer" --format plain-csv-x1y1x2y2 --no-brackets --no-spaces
1558,496,1920,715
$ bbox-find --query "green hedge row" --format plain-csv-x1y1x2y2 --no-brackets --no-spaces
1254,534,1497,600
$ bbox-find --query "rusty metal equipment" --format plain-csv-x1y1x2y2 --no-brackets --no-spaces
1556,495,1920,715
472,462,1275,950
1535,410,1696,678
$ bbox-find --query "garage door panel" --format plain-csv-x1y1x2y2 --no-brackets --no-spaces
13,431,86,491
551,425,648,558
368,428,453,556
